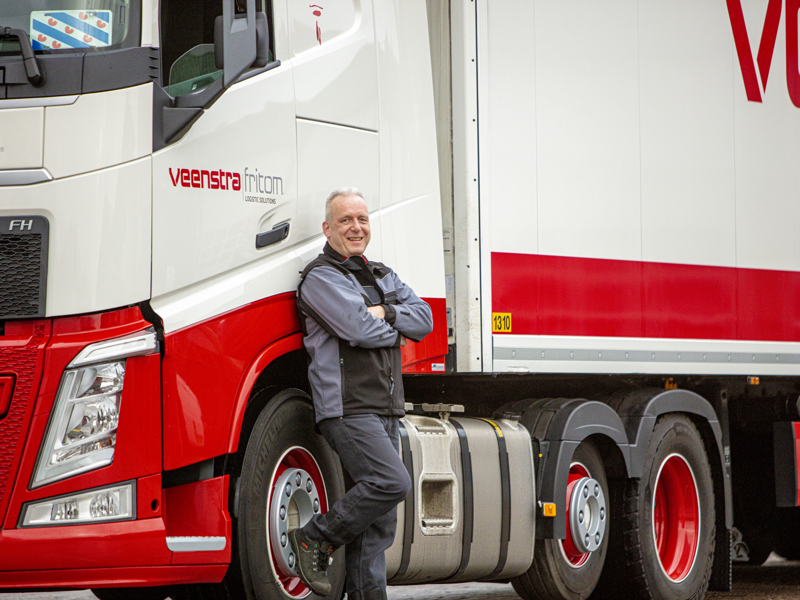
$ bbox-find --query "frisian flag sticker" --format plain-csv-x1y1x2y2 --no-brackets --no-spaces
30,10,113,50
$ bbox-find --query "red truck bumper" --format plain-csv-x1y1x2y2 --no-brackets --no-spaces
0,307,230,588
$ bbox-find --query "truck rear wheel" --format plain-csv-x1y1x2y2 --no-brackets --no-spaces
237,394,345,600
511,440,609,600
598,414,715,600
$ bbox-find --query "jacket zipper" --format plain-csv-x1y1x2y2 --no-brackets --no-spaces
387,348,394,398
340,357,347,399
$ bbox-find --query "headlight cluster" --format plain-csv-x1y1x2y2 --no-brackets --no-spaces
32,362,124,487
31,329,158,489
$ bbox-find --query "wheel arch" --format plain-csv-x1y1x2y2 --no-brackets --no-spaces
513,398,631,540
517,389,731,541
617,388,731,530
227,333,308,455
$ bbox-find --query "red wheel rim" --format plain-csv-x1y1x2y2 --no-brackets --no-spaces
561,463,591,567
652,454,700,582
268,447,329,598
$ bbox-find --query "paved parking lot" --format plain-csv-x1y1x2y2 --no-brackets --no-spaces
3,555,800,600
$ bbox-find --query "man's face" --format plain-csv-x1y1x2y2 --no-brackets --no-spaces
323,194,371,257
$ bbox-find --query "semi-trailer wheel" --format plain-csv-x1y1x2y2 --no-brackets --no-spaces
512,439,609,600
597,414,715,600
237,394,345,600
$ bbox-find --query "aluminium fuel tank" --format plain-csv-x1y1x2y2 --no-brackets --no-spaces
385,412,535,584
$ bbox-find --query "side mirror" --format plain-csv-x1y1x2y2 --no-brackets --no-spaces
253,12,270,69
172,0,258,109
214,0,257,88
160,0,270,145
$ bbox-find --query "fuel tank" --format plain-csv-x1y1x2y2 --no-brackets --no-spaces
386,408,535,584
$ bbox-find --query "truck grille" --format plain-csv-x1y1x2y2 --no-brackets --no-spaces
0,321,49,524
0,217,49,320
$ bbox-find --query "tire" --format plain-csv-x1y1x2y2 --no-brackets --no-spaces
236,393,346,600
512,440,609,600
596,414,715,600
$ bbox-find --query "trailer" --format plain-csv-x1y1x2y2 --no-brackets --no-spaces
2,1,800,599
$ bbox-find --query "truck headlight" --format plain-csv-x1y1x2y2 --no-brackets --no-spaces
32,329,158,488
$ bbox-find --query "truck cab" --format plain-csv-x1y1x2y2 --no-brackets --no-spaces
0,0,447,594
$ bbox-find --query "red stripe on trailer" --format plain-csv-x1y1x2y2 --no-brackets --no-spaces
492,252,800,342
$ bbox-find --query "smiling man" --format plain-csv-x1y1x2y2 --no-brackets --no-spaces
291,187,433,599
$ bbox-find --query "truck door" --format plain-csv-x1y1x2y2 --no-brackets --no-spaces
152,1,297,300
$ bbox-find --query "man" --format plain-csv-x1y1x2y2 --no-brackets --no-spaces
290,187,433,600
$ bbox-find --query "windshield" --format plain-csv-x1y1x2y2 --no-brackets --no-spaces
0,1,139,54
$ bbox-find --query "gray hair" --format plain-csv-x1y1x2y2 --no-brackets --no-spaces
325,187,364,223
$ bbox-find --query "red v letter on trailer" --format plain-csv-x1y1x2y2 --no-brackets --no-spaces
726,0,782,102
726,0,800,107
169,168,181,186
787,0,800,106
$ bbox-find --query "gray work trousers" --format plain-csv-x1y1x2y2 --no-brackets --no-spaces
303,414,412,600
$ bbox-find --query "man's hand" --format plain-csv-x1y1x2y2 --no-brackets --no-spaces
367,305,386,320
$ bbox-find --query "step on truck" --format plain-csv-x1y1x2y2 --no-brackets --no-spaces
2,0,800,599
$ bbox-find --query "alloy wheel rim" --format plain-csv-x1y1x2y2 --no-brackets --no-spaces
651,453,700,583
267,446,328,598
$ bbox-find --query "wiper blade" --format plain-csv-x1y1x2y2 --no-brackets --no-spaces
0,26,43,86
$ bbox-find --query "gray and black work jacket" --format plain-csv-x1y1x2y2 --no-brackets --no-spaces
297,243,434,422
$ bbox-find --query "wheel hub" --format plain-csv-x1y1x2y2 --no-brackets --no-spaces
270,467,322,575
568,477,607,554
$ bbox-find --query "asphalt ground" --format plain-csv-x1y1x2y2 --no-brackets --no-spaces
2,555,800,600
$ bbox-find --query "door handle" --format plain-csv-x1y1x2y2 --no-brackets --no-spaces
256,222,290,248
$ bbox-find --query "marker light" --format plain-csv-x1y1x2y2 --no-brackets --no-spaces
20,482,134,527
32,329,158,488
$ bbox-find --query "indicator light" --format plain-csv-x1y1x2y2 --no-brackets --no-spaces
20,482,134,527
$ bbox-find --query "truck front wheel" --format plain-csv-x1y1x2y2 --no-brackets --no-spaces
237,394,346,600
512,440,609,600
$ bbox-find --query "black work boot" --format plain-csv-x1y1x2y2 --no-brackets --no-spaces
289,527,334,596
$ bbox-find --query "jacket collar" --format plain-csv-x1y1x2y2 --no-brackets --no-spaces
323,242,368,270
